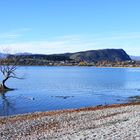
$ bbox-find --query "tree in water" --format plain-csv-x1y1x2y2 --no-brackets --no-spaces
0,55,22,91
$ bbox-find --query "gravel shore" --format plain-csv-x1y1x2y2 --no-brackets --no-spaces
0,103,140,140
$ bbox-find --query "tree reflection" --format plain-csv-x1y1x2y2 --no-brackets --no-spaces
0,91,15,116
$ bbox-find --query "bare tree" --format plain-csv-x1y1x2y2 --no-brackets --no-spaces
0,55,22,91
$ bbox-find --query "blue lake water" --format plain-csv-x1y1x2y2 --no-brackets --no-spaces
0,66,140,116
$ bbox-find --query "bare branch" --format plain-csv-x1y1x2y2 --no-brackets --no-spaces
9,76,24,79
0,49,23,90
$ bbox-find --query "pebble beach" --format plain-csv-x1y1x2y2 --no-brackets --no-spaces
0,103,140,140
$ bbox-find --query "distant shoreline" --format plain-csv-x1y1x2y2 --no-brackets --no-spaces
18,65,140,68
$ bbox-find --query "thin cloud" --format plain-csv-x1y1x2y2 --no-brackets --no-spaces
0,27,31,40
0,33,21,39
0,32,140,55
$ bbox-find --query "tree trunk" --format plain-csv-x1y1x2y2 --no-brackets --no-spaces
2,78,9,89
0,77,10,91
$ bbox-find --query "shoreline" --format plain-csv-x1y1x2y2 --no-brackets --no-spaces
0,102,140,120
0,102,140,139
19,65,140,68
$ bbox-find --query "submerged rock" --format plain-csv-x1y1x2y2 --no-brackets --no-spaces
128,96,140,103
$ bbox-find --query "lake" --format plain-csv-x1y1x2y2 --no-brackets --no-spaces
0,66,140,116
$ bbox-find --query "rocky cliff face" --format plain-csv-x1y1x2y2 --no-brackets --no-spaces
69,49,131,62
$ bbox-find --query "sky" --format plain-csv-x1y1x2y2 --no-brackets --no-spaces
0,0,140,55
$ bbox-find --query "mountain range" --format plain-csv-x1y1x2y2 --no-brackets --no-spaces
0,49,132,63
16,49,131,62
130,56,140,61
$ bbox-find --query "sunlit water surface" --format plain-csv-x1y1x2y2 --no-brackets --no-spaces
0,66,140,116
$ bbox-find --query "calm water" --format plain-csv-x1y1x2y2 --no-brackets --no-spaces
0,66,140,116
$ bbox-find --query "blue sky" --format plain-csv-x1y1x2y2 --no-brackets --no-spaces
0,0,140,55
